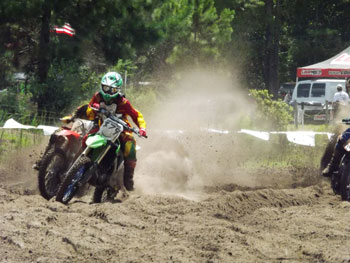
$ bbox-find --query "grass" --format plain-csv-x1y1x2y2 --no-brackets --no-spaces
233,132,328,170
0,124,331,172
0,129,44,159
286,124,332,132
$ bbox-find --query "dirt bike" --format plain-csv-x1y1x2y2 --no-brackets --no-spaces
331,118,350,200
56,107,145,204
320,125,343,172
36,118,93,200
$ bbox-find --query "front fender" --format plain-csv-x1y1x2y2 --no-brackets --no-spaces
86,134,107,148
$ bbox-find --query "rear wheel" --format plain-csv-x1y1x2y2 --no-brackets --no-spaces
38,148,67,200
56,156,91,204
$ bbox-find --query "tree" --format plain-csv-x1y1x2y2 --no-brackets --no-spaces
148,0,234,78
264,0,280,96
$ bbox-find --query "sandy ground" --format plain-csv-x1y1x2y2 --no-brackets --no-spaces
0,133,350,263
1,70,349,262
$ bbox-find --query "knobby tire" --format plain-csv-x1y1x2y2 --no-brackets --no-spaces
56,156,91,204
38,148,67,200
92,186,109,203
340,162,350,201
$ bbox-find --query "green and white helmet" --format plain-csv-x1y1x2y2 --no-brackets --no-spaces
100,72,123,102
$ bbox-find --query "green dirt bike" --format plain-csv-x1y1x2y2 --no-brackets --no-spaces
56,107,146,204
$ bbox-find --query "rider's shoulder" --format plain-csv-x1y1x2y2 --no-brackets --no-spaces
118,94,128,104
93,91,101,100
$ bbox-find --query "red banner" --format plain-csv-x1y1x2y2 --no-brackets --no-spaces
297,68,350,78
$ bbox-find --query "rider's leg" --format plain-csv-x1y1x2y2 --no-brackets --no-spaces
322,147,345,177
124,159,137,191
120,132,137,191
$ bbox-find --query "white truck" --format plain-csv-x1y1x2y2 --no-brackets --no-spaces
290,79,347,121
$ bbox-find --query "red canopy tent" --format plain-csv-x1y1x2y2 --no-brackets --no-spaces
297,46,350,78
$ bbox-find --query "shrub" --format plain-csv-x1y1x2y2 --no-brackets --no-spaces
249,89,293,131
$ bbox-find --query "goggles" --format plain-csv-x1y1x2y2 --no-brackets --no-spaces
102,85,119,95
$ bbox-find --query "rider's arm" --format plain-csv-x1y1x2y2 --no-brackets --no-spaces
86,92,100,120
71,104,89,120
122,98,146,129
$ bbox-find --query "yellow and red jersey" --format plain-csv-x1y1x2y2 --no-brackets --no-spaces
86,92,146,130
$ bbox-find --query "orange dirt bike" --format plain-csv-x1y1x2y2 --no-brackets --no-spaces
35,118,93,200
56,107,146,204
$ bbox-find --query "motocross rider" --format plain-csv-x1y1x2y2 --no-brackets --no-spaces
322,130,349,177
86,71,147,191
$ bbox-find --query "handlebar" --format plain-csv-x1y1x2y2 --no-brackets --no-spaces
342,118,350,125
91,106,147,138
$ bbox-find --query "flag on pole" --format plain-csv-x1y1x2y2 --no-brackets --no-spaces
52,23,76,37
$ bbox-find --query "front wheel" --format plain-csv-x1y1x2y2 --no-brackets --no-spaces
340,162,350,201
38,148,67,200
92,186,117,203
56,156,91,204
331,172,341,195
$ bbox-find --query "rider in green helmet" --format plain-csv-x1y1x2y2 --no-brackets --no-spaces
99,72,123,102
86,72,147,192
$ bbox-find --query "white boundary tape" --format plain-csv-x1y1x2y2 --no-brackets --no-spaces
239,130,333,147
1,118,59,136
0,118,334,147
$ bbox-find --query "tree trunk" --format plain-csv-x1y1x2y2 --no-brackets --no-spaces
37,0,52,84
264,0,280,97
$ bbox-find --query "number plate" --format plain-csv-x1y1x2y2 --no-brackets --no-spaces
99,119,122,139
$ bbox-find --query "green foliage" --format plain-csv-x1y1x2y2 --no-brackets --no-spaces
249,89,293,130
2,0,350,121
0,50,15,90
0,79,39,125
152,0,234,67
27,59,103,123
109,59,138,78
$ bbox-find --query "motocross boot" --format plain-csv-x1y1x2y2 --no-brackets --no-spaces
124,160,137,191
322,148,344,177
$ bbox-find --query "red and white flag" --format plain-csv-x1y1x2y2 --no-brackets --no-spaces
52,23,76,37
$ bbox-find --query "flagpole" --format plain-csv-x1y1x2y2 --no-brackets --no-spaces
124,70,127,95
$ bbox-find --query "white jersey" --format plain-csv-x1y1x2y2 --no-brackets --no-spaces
333,91,349,105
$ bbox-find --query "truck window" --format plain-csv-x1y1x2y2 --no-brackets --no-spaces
311,83,326,97
297,83,311,98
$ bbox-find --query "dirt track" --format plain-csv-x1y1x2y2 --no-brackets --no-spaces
0,135,350,263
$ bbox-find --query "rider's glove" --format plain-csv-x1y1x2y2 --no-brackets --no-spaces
60,115,73,123
92,103,100,110
139,128,147,137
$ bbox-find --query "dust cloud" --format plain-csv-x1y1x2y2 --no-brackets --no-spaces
0,140,47,194
135,68,256,198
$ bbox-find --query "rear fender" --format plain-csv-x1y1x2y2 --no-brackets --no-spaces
55,128,81,139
